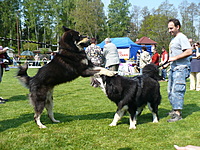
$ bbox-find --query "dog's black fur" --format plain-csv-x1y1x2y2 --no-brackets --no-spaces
95,64,162,129
17,27,105,128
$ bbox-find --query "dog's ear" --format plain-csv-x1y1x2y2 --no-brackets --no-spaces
63,26,71,32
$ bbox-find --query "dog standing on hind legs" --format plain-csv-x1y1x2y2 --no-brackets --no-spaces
17,26,114,128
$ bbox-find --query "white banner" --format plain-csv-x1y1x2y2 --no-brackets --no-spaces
118,48,130,59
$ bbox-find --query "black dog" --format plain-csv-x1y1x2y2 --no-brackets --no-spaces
17,26,113,128
94,64,162,129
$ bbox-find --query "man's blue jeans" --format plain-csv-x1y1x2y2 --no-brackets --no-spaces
168,65,190,110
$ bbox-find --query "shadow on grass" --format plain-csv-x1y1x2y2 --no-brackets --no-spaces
0,112,114,132
158,104,200,119
0,113,33,132
55,111,115,123
113,103,200,126
1,104,199,131
182,103,200,118
9,94,28,101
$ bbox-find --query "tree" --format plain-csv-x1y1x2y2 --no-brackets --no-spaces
138,15,171,52
0,0,20,51
153,0,178,18
22,0,42,49
129,5,141,41
179,0,198,40
107,0,131,37
71,0,106,42
197,2,200,41
53,0,75,46
23,43,37,51
138,1,178,52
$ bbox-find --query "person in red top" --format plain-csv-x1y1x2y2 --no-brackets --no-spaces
159,46,169,81
151,49,160,66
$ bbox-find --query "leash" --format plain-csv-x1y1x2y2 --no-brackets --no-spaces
158,61,170,68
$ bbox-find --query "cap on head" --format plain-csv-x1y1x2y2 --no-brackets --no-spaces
105,38,111,42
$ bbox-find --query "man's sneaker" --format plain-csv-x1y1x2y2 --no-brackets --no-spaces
167,114,182,122
167,110,176,116
167,110,182,116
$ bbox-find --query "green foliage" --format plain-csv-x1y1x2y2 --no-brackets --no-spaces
138,0,179,52
108,0,131,37
138,15,171,53
179,1,199,39
23,43,37,51
39,48,51,54
71,0,106,42
0,68,200,150
0,0,200,50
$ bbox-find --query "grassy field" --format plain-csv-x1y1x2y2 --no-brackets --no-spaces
0,68,199,150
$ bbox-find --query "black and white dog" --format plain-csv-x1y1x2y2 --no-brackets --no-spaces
94,64,162,129
17,26,114,128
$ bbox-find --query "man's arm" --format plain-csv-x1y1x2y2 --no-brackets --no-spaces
0,47,8,54
168,48,192,62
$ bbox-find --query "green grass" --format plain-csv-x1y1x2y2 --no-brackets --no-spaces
0,68,199,150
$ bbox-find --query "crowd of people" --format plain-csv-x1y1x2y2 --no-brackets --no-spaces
135,45,169,81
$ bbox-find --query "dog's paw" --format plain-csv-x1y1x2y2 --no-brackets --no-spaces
153,119,158,123
109,122,117,126
52,119,60,123
152,116,159,123
97,68,117,77
129,126,136,129
39,125,47,128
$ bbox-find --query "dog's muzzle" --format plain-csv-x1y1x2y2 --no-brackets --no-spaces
77,37,90,47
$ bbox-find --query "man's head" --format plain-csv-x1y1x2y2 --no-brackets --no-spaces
90,38,97,44
168,18,181,37
104,38,111,44
162,46,166,52
141,46,147,52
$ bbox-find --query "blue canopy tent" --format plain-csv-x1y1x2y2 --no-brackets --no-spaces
97,37,151,61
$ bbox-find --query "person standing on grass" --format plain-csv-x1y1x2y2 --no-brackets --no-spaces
103,38,120,71
85,38,103,67
159,46,169,81
167,18,192,122
139,46,151,74
85,38,103,87
189,42,200,91
151,48,160,66
0,46,9,104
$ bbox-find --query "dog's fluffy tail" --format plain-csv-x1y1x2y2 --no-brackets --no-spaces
17,63,30,89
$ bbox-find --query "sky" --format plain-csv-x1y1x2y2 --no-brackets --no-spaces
101,0,199,15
